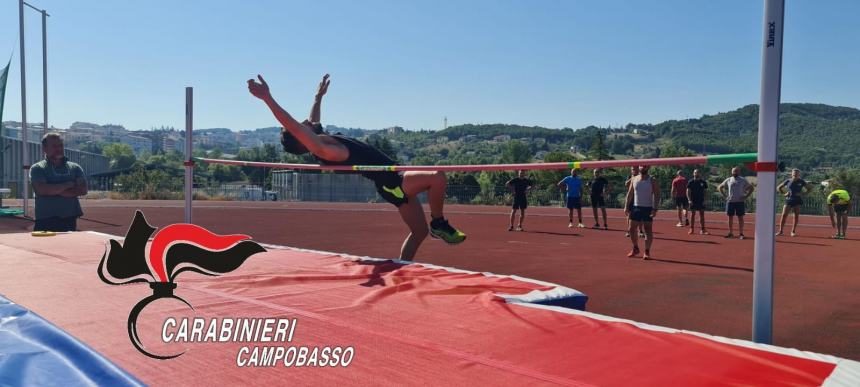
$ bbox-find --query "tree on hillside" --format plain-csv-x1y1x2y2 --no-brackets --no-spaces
103,143,137,170
587,130,612,160
500,140,532,164
79,141,106,155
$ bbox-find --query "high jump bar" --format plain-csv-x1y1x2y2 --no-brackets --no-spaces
191,153,758,173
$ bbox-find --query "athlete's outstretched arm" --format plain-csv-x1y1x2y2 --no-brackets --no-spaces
309,74,330,123
249,75,347,161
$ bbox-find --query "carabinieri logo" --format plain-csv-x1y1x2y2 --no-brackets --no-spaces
98,211,266,359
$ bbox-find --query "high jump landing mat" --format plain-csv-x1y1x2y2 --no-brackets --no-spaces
0,231,857,386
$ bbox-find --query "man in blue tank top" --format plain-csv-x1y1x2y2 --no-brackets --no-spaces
249,74,465,260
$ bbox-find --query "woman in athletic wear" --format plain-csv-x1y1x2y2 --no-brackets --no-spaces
248,74,465,260
827,189,851,240
776,169,811,237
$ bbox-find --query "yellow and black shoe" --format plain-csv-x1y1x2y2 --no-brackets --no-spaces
430,217,466,245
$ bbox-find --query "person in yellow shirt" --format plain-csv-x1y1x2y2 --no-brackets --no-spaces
827,189,851,240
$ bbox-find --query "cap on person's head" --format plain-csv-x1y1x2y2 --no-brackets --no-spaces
280,131,310,155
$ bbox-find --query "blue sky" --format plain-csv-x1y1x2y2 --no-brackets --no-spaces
1,0,858,132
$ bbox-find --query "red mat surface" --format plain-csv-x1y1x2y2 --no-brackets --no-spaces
0,231,855,386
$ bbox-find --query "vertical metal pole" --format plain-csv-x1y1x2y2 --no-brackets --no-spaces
184,87,193,223
41,10,48,136
753,0,785,344
19,0,30,217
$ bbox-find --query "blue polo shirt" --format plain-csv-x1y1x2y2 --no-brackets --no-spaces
561,176,583,198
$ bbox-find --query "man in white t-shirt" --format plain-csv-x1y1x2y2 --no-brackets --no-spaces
717,167,755,240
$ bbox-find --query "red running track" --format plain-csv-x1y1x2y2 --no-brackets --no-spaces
2,199,859,360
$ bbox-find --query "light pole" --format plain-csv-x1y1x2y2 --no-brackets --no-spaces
18,1,49,218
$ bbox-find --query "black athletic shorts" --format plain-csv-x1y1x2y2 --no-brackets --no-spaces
689,199,706,211
785,197,803,207
674,197,689,208
590,194,605,208
372,172,408,207
834,204,849,214
726,202,746,216
513,196,528,210
629,206,653,222
566,196,582,209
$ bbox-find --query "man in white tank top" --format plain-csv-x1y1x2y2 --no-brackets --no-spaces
624,165,661,259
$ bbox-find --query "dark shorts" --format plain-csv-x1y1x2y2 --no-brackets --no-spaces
566,196,582,209
726,202,746,216
785,197,803,207
629,206,653,223
834,204,849,214
590,194,605,208
513,197,528,210
690,199,706,211
34,216,77,232
674,197,689,208
626,202,634,212
373,173,408,207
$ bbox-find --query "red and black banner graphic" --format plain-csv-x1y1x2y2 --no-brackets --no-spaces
98,211,266,359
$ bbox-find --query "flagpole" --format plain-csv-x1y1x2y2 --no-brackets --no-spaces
19,0,30,218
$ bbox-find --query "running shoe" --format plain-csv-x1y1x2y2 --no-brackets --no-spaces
625,232,630,237
701,229,710,235
739,234,746,240
725,233,734,239
790,231,797,237
577,223,586,228
592,224,600,229
568,222,574,228
676,222,684,227
603,225,609,230
688,229,695,235
430,218,466,244
643,250,651,260
516,226,523,232
627,246,640,258
508,226,514,231
775,231,784,236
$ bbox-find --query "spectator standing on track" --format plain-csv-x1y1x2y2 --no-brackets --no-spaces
717,167,754,240
671,170,690,227
686,169,710,235
827,189,851,240
625,165,660,259
588,168,610,230
558,169,585,228
776,169,811,237
506,170,533,231
624,166,646,238
29,133,87,232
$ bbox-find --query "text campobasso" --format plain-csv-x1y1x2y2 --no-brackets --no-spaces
161,318,355,367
